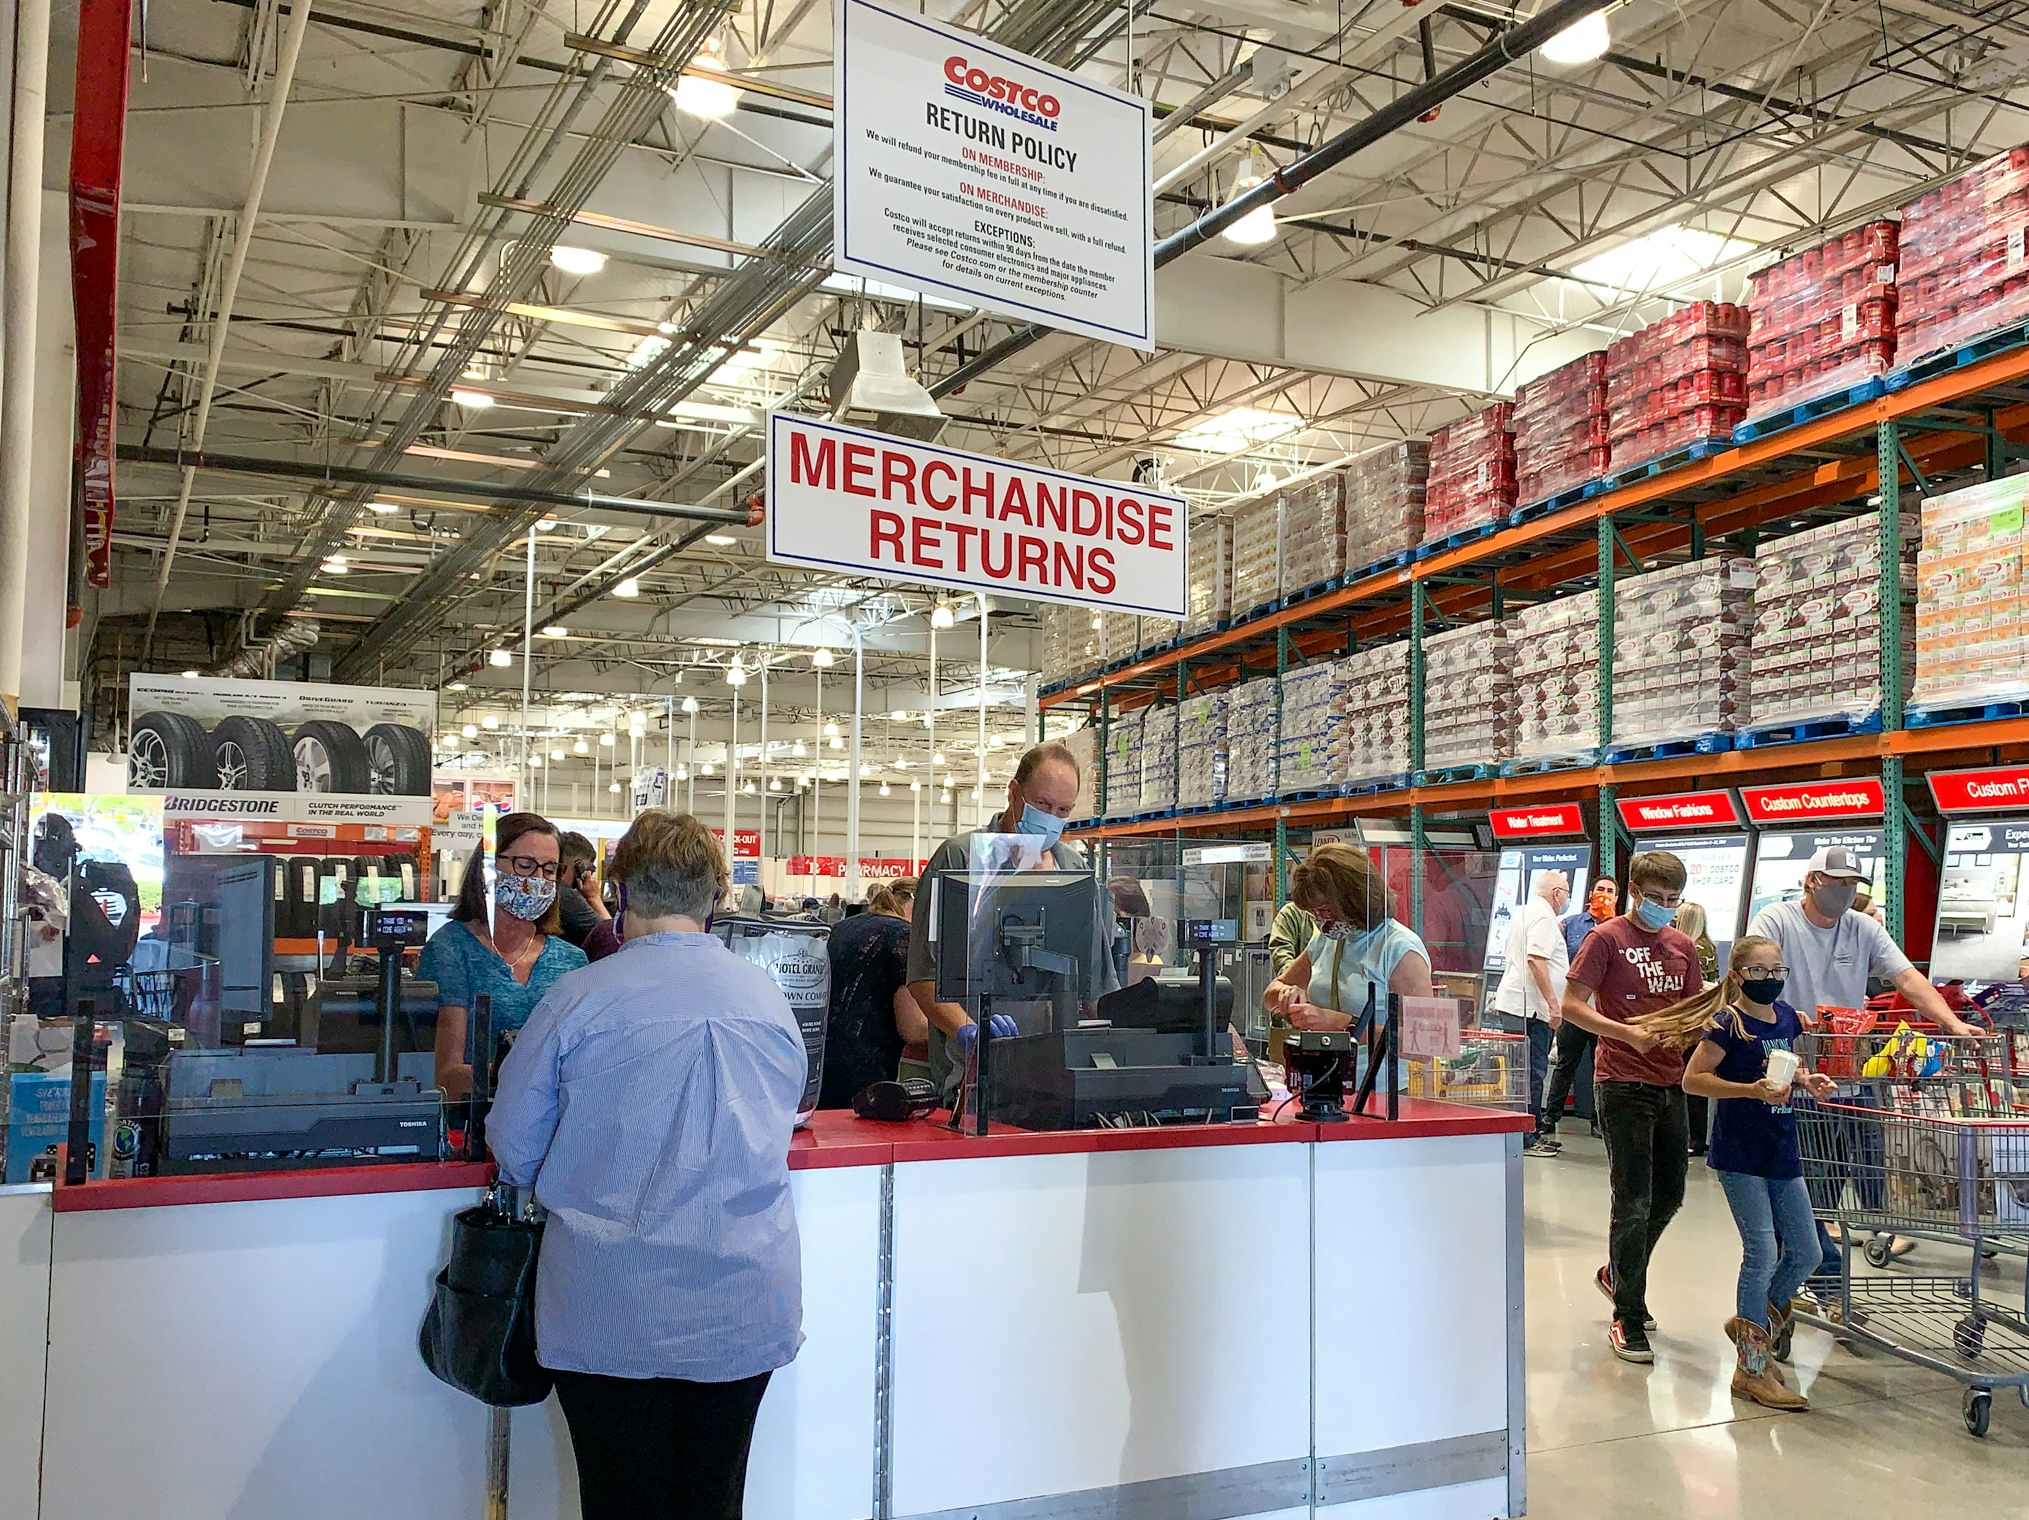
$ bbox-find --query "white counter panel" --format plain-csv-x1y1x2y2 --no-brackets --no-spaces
1318,1474,1511,1519
889,1143,1311,1519
0,1188,51,1520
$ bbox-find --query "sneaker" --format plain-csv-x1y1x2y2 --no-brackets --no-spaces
1524,1135,1562,1157
1593,1265,1657,1330
1610,1319,1654,1363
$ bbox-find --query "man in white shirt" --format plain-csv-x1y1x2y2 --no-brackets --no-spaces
1491,870,1571,1156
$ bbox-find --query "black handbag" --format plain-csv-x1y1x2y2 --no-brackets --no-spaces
419,1182,552,1407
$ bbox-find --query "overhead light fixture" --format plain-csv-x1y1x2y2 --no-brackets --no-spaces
704,533,738,547
366,500,399,515
628,710,649,737
549,245,608,277
613,577,641,599
792,739,807,758
1539,9,1610,66
180,669,201,679
830,736,844,751
681,695,699,714
609,780,622,794
482,715,500,730
742,779,758,796
930,601,955,629
811,648,834,668
932,750,946,765
725,660,748,686
1221,156,1278,246
490,648,514,667
700,762,715,776
910,781,921,793
599,732,615,746
829,330,947,441
462,723,479,739
894,755,910,768
770,777,783,792
941,788,953,804
321,560,350,576
529,753,544,769
550,748,566,762
890,709,909,722
446,680,469,692
573,738,589,755
879,782,891,797
823,721,841,739
671,51,743,119
541,625,570,638
675,765,689,782
450,388,495,409
1174,406,1301,454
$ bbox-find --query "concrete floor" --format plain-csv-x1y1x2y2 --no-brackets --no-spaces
1522,1134,2029,1515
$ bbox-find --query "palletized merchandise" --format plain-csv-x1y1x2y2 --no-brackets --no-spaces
1515,353,1608,506
1745,221,1898,423
1911,471,2029,710
1279,474,1347,593
1338,640,1411,785
1039,604,1100,687
1057,723,1101,823
1425,403,1516,545
1897,144,2029,369
1139,704,1178,814
1185,517,1234,637
1176,692,1229,807
1232,496,1283,616
1343,442,1427,567
1276,660,1345,794
1422,622,1510,770
1610,558,1755,747
1225,677,1280,802
1605,302,1749,470
1748,514,1916,729
1506,589,1601,761
1100,707,1144,818
1097,610,1140,667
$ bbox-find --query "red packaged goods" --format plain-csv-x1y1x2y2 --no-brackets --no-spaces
1745,220,1899,423
1514,352,1607,418
1897,145,2029,366
1424,403,1517,544
1515,350,1611,506
1603,302,1749,472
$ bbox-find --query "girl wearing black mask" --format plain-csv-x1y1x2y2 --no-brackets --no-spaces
1635,935,1837,1411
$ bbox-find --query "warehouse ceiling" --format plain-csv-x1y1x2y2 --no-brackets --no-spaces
59,0,2029,790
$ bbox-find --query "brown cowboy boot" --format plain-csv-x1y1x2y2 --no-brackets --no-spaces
1727,1317,1808,1411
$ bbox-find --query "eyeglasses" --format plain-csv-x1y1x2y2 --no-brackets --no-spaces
1740,965,1789,982
502,854,560,880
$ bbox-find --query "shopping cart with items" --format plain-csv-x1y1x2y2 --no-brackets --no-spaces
1405,1026,1532,1113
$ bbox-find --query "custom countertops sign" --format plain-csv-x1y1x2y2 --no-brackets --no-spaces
832,0,1153,349
1739,778,1885,822
766,413,1188,616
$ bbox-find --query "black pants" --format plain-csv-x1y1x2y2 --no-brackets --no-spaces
1541,1020,1595,1128
1595,1080,1689,1327
552,1367,773,1520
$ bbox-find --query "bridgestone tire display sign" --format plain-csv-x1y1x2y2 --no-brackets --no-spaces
832,0,1153,350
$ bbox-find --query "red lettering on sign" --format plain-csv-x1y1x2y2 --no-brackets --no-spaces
789,429,834,490
910,515,943,569
842,443,876,495
869,509,905,562
1088,548,1116,594
922,459,957,511
1146,500,1174,551
880,449,917,504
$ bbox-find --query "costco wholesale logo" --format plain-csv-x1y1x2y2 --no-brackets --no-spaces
943,55,1061,131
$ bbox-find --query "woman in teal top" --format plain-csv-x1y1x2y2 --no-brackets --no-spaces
1263,842,1433,1085
418,811,588,1098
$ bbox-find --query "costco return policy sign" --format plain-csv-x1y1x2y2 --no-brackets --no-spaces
767,413,1187,617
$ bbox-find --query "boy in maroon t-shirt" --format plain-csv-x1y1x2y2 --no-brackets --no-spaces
1561,850,1702,1364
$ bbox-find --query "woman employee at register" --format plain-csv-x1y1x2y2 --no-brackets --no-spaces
1263,843,1433,1083
418,810,587,1097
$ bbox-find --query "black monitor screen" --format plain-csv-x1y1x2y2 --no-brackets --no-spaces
934,869,1105,1003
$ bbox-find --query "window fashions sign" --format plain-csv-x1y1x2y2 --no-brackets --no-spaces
832,0,1153,349
766,413,1188,616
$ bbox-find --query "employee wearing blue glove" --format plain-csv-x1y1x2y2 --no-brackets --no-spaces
906,741,1119,1101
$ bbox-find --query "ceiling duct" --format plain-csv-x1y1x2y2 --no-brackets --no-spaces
830,332,946,441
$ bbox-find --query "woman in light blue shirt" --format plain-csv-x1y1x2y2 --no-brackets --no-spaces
489,808,805,1520
1263,842,1433,1087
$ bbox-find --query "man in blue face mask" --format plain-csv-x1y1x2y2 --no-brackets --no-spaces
904,740,1119,1098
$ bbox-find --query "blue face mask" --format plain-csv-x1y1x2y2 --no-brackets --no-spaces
1632,896,1674,932
1016,802,1067,847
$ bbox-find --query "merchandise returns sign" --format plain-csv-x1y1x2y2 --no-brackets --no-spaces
766,413,1187,617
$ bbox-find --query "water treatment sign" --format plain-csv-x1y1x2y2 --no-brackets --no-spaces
832,0,1154,350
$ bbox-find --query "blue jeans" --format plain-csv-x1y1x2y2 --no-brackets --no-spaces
1717,1170,1818,1328
1797,1087,1887,1282
1497,1014,1555,1140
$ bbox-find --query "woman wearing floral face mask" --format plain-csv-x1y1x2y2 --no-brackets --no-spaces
419,811,588,1098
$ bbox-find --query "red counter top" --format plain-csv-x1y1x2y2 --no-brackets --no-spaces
51,1159,494,1214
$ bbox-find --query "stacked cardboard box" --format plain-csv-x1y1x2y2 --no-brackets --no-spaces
1276,660,1345,794
1898,145,2029,369
1515,353,1609,507
1340,640,1412,786
1279,474,1348,595
1176,692,1230,808
1225,677,1281,802
1422,621,1511,771
1507,588,1602,762
1232,495,1283,617
1605,302,1749,472
1745,221,1899,424
1750,515,1916,730
1139,704,1178,814
1912,472,2029,711
1059,723,1101,824
1610,558,1755,748
1097,610,1140,667
1038,604,1099,688
1100,707,1144,818
1343,442,1428,569
1185,517,1234,638
1425,403,1516,545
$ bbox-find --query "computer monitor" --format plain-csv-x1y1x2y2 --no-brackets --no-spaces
211,860,276,1019
933,869,1105,1003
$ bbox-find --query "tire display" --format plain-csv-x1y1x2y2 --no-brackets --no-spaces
362,722,433,796
209,716,296,791
127,712,215,790
292,720,374,793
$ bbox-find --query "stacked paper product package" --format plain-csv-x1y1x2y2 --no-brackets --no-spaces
1054,723,1101,825
1138,704,1179,815
1609,559,1755,751
1514,352,1608,507
1038,604,1099,688
1276,661,1346,795
1224,677,1281,803
1424,403,1517,546
1100,706,1144,819
1748,515,1915,733
1897,145,2029,369
1343,442,1428,571
1176,692,1230,808
1096,610,1141,668
1184,517,1235,639
1744,220,1899,426
1279,474,1348,597
1911,471,2029,713
1505,589,1602,765
1421,622,1512,773
1339,640,1412,787
1231,496,1284,619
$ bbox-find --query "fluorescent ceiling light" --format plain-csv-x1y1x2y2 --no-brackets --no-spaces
1173,406,1302,454
180,669,201,679
681,695,699,713
704,533,738,547
529,754,543,768
671,54,742,119
321,560,350,575
812,648,834,668
574,738,589,755
482,715,500,730
541,625,570,638
446,680,468,692
366,500,398,515
490,648,514,667
930,602,955,629
1221,163,1277,246
462,723,479,739
1539,10,1610,66
613,577,641,598
599,732,615,746
450,388,495,410
550,748,566,761
1567,224,1752,291
549,245,608,277
655,399,758,427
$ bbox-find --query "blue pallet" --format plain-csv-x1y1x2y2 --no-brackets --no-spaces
1279,786,1344,804
1415,521,1498,560
1604,732,1735,765
1600,438,1729,490
1511,483,1597,523
1499,752,1598,778
1892,320,2029,388
1280,575,1343,609
1345,548,1414,581
1175,802,1224,816
1342,773,1412,797
1416,763,1496,786
1734,712,1884,749
1231,598,1280,627
1732,379,1887,444
1907,697,2029,729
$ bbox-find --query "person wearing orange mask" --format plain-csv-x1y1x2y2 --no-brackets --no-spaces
1539,876,1617,1145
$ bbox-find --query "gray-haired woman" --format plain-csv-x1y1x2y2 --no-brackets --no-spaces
490,808,806,1520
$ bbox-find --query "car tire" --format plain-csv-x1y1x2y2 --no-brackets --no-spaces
210,716,296,791
292,720,373,793
363,723,433,796
128,712,214,790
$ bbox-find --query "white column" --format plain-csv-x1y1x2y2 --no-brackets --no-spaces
0,0,47,711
